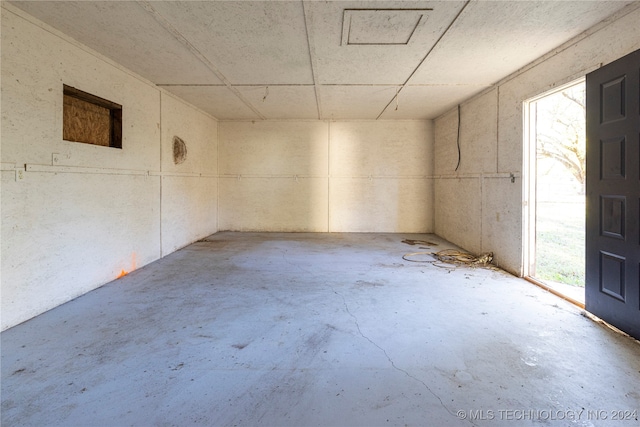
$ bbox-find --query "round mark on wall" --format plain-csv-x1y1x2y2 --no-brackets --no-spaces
173,136,187,165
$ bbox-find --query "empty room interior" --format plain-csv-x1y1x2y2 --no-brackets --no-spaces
1,1,639,426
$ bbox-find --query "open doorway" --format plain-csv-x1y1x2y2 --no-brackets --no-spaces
524,79,586,305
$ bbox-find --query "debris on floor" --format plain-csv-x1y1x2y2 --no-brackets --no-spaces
432,249,494,267
402,248,496,270
401,239,438,247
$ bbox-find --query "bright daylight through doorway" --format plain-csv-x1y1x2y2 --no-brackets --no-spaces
525,79,586,305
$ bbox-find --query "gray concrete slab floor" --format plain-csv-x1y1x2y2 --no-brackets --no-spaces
2,233,639,427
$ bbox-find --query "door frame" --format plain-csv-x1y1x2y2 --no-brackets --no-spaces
522,78,586,284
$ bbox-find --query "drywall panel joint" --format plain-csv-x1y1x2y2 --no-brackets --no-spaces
1,163,19,171
434,172,519,179
25,163,151,176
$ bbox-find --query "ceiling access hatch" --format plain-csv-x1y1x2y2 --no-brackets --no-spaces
341,9,432,46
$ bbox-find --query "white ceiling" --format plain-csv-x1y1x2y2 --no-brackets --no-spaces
9,1,635,120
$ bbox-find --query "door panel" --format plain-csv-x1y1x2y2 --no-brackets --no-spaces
586,49,640,339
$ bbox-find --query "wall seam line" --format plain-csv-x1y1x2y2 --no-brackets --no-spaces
327,121,331,232
480,175,483,253
496,86,500,173
159,91,163,258
216,124,220,233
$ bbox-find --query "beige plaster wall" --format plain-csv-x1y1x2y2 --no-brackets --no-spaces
218,120,434,233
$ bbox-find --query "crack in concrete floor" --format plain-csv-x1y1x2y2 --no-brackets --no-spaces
279,245,466,421
332,288,472,425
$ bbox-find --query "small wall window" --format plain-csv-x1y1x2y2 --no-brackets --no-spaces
63,85,122,148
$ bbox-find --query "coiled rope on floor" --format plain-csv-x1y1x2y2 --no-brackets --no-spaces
402,248,496,270
433,249,494,266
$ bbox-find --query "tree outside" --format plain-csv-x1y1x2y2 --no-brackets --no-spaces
534,82,586,287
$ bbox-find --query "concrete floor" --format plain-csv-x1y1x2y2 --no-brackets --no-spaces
2,233,639,427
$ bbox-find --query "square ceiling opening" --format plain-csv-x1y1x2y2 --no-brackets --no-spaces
341,9,432,46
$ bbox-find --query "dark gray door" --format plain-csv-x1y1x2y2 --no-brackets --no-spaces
586,48,640,340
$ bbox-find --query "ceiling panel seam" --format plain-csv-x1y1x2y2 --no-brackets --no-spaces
487,0,640,91
136,0,266,120
376,0,472,120
157,84,491,88
433,0,640,121
302,0,323,120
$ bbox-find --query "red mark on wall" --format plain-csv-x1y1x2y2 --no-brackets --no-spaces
116,252,137,279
